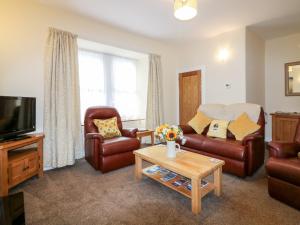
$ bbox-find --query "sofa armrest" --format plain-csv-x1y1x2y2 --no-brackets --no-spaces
122,128,138,138
86,133,104,143
179,125,196,134
242,134,263,145
267,142,299,158
242,134,265,176
84,133,104,169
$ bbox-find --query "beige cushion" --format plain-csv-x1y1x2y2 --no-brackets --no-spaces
207,120,229,139
93,117,122,138
188,112,213,134
228,113,261,141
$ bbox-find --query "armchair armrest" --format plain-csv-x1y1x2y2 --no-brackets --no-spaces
267,142,299,158
86,133,104,143
242,134,263,145
122,128,138,138
179,125,196,134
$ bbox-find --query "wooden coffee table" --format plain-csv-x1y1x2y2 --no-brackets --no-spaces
134,145,225,214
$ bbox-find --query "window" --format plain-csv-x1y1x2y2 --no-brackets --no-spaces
78,49,146,123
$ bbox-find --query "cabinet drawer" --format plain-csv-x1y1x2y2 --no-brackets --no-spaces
8,149,39,188
8,159,27,187
27,153,39,177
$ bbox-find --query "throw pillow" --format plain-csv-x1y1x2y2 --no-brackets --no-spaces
188,111,213,134
228,112,261,141
207,120,229,139
93,117,122,138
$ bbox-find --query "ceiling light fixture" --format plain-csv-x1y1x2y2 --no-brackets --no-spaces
174,0,197,21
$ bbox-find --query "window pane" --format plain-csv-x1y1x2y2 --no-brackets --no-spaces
112,57,137,92
78,50,105,122
111,56,138,120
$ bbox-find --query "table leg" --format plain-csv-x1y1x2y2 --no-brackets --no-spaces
135,155,142,181
214,167,222,196
191,178,201,214
0,150,8,197
37,139,44,177
150,132,154,146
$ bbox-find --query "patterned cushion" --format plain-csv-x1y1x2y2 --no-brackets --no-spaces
207,120,229,139
93,117,122,138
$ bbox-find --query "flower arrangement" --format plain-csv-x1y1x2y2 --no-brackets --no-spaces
155,124,184,142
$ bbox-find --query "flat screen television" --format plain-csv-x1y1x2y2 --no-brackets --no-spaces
0,96,36,141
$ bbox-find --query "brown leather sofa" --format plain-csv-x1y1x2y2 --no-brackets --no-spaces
84,106,140,173
179,106,265,177
266,124,300,209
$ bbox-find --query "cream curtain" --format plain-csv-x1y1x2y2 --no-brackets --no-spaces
44,28,82,169
146,54,164,130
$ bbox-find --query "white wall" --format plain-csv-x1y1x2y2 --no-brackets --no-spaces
265,33,300,140
0,0,178,132
245,29,265,107
174,28,247,122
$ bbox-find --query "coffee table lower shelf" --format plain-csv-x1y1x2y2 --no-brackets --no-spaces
142,165,215,199
134,146,224,214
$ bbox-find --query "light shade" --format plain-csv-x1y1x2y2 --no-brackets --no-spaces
217,48,230,62
174,0,197,21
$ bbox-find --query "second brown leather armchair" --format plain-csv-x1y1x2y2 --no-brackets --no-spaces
266,123,300,209
84,106,140,173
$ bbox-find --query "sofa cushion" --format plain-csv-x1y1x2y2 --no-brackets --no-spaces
266,157,300,187
207,120,229,139
183,134,246,161
228,113,261,141
181,134,207,150
101,137,140,156
188,111,213,134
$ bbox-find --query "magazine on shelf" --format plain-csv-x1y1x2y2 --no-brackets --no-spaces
158,168,170,175
160,172,177,182
171,177,189,187
183,180,208,191
145,165,161,174
145,165,209,191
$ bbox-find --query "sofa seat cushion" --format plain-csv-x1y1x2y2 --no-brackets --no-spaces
183,134,246,161
181,134,207,149
266,157,300,186
101,137,140,156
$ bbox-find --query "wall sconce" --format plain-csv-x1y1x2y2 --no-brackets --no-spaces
217,48,230,62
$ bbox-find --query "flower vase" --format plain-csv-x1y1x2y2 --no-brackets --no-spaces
166,141,180,158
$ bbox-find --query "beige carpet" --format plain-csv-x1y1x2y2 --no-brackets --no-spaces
12,159,300,225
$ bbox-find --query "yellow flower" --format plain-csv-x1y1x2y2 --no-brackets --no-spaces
166,130,177,141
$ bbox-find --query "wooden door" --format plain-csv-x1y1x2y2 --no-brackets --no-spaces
179,70,201,125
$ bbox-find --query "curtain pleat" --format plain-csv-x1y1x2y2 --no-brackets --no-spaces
146,54,164,130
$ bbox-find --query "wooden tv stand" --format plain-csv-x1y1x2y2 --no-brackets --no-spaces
0,134,44,197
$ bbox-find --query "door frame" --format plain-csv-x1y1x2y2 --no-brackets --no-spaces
176,65,206,124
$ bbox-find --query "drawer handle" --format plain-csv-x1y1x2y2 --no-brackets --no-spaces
23,166,30,171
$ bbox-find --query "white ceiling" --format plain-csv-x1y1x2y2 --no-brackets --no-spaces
36,0,300,41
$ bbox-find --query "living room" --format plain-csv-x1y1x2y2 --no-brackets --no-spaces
0,0,300,224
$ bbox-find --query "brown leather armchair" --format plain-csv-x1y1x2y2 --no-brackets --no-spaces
266,123,300,209
84,106,140,173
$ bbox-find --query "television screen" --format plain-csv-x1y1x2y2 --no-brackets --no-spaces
0,96,36,140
